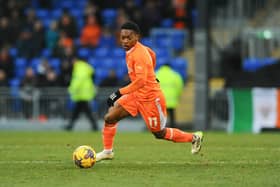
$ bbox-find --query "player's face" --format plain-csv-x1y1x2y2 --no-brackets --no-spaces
120,29,139,51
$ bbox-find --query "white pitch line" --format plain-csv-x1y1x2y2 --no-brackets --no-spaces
1,160,278,165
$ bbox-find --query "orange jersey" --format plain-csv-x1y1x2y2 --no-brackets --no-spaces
119,42,161,101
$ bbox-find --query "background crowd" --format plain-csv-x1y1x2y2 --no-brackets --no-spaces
0,0,193,89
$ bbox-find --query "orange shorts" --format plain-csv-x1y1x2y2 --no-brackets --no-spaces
117,91,167,132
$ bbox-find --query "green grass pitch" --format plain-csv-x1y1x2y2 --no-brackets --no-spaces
0,131,279,187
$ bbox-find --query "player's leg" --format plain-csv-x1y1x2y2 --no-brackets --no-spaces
96,94,138,161
140,93,203,154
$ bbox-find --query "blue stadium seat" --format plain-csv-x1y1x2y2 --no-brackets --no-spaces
14,58,27,78
171,30,187,52
94,47,109,58
89,57,99,69
141,37,153,47
70,9,83,19
112,48,125,58
41,48,52,58
243,58,260,72
95,68,109,85
9,48,18,57
156,57,169,70
49,58,61,74
42,18,52,28
36,9,49,19
154,48,172,58
101,58,114,69
98,35,116,48
170,57,188,80
78,48,91,59
30,58,41,74
51,9,62,19
160,18,174,28
101,9,117,27
9,78,21,87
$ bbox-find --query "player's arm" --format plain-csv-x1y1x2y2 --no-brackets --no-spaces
107,52,149,106
119,53,148,95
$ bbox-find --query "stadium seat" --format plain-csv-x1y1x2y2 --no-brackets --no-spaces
101,58,114,69
30,58,41,74
98,35,116,48
156,57,169,70
112,48,125,58
171,30,187,52
101,9,117,27
89,57,98,69
51,9,62,19
49,58,61,74
243,58,260,72
36,9,49,19
70,9,83,19
141,37,153,47
95,68,109,85
170,57,188,80
41,48,52,58
93,47,109,58
154,48,172,58
9,48,18,57
9,78,21,87
14,58,27,78
78,48,91,59
160,18,174,28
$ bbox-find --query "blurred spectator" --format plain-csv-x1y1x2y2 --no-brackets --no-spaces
156,64,184,128
59,59,73,87
65,58,98,131
24,8,38,31
141,0,161,36
32,20,45,57
84,1,101,24
53,31,74,58
0,48,14,80
16,28,34,58
40,68,59,87
99,69,119,87
80,14,101,48
0,70,8,87
36,58,51,83
19,67,39,119
9,10,24,43
57,11,78,38
45,21,59,50
0,17,13,48
123,0,143,26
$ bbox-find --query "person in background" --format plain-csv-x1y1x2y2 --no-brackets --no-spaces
0,48,14,81
64,58,98,131
80,14,101,48
156,63,184,128
19,67,39,119
45,21,59,50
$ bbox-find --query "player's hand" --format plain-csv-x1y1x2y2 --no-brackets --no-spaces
107,90,122,107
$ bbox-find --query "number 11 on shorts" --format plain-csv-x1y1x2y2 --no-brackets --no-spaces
148,117,158,128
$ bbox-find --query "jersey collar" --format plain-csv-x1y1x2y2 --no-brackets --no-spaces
126,42,139,55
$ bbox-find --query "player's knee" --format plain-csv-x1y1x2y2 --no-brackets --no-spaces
152,131,165,139
104,113,117,124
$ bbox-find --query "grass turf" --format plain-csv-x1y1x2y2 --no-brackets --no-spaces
0,131,279,187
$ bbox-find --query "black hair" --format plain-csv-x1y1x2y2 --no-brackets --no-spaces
121,21,141,34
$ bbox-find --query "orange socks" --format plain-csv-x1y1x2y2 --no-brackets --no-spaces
164,128,193,142
102,123,117,151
